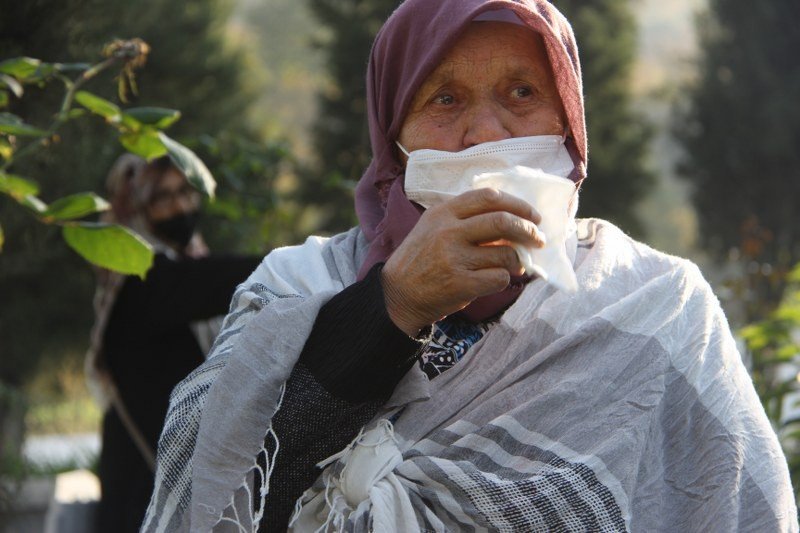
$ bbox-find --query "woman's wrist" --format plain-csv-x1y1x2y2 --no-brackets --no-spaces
380,265,432,337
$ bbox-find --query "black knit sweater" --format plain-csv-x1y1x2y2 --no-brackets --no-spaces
258,263,426,531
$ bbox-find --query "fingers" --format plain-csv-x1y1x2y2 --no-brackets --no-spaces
462,244,524,275
449,188,542,225
380,187,545,334
460,211,546,248
465,267,514,297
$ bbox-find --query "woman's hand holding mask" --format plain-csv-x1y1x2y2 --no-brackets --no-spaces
381,188,544,336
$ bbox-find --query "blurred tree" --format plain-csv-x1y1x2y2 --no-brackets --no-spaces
676,0,800,320
303,0,399,232
190,132,297,253
0,0,266,397
232,0,325,145
552,0,653,236
741,262,800,499
304,0,652,235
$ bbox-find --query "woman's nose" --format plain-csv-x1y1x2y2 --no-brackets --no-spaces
462,101,511,147
175,193,195,213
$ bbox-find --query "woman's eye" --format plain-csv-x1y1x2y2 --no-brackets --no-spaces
512,86,533,99
433,94,455,105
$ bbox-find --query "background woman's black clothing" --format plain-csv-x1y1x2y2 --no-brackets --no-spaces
97,252,259,533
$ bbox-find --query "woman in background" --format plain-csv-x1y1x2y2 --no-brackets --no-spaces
86,154,260,532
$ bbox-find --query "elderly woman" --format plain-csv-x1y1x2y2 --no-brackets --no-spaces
144,0,796,531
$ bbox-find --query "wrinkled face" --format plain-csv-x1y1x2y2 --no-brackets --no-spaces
398,21,565,156
144,167,201,224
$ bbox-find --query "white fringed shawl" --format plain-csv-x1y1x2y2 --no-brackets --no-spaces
142,219,797,532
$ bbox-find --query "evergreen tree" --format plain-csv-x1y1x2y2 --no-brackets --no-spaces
676,0,800,317
552,0,653,236
304,0,400,232
305,0,652,235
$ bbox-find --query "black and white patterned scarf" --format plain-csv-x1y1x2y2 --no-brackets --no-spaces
143,222,796,532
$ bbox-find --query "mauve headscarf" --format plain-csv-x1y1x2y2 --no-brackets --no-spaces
355,0,587,322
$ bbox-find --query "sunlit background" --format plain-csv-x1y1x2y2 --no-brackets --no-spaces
1,0,798,529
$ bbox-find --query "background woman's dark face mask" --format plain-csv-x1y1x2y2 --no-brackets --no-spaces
152,211,199,248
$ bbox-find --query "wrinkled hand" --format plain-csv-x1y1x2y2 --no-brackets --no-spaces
381,188,545,336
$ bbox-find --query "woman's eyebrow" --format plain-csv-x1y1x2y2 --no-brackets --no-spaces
506,65,546,80
422,63,458,89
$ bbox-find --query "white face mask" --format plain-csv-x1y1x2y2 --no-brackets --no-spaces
400,135,579,293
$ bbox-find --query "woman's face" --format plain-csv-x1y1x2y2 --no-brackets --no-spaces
398,21,565,155
144,167,200,224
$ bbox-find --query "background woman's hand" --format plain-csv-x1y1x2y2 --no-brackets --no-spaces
381,188,544,336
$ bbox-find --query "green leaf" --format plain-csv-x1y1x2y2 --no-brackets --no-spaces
75,91,121,121
0,112,48,137
123,107,181,129
0,58,39,78
120,129,168,160
0,91,7,110
119,112,142,132
41,192,109,221
775,344,800,361
0,173,40,199
67,108,86,120
0,137,13,160
63,223,153,277
0,176,44,213
0,57,52,81
0,223,4,252
0,74,22,98
21,194,47,214
158,132,216,198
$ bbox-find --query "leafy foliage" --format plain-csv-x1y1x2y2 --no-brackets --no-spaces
741,263,800,496
158,132,216,198
0,49,216,278
0,6,300,499
62,224,154,276
41,193,109,222
0,0,269,394
676,0,800,317
0,49,229,420
190,132,299,253
0,112,49,137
